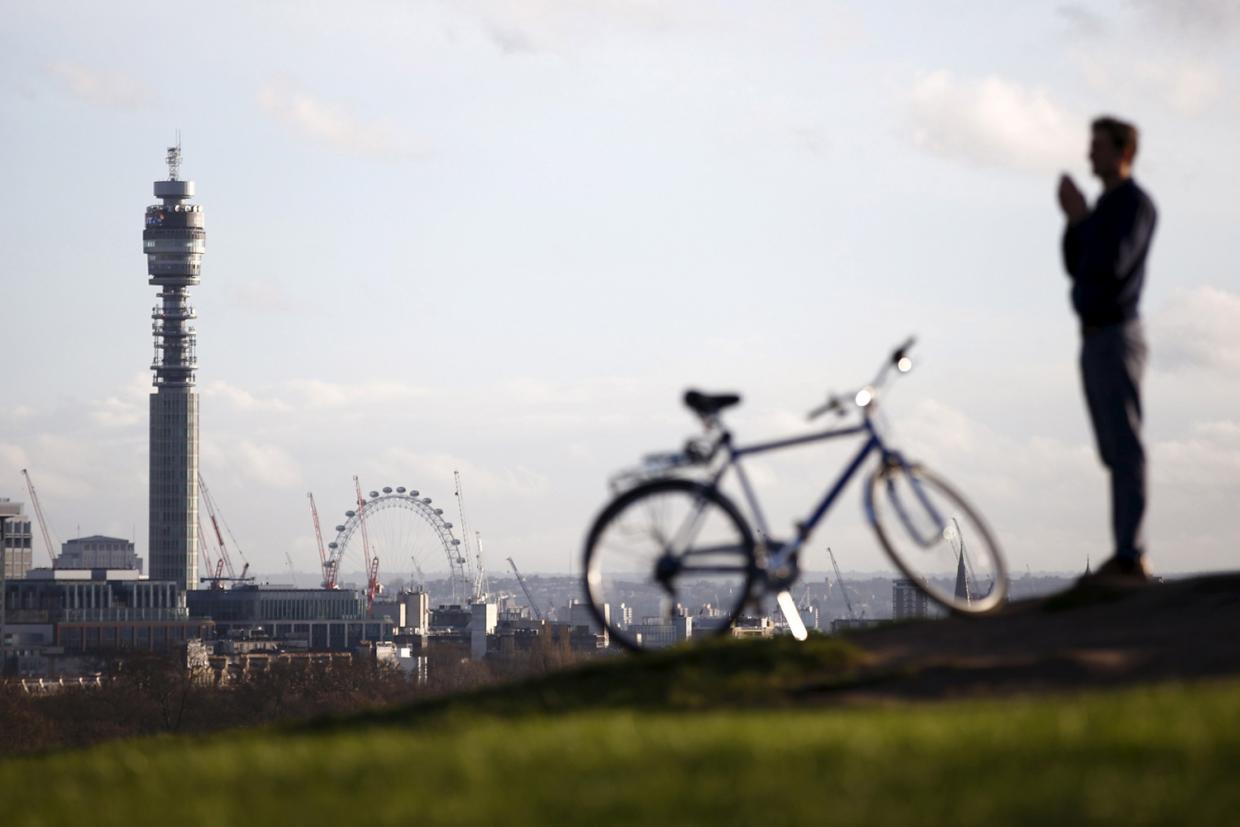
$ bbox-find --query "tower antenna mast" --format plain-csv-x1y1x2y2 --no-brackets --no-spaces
166,134,182,180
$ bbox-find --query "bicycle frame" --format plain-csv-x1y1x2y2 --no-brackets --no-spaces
704,414,906,574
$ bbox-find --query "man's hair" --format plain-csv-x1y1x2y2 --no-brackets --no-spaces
1092,115,1139,159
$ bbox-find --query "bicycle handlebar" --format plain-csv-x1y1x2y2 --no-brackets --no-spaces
891,336,916,366
807,335,917,421
806,394,845,421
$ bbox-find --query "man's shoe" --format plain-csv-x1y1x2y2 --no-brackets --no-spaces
1083,554,1151,587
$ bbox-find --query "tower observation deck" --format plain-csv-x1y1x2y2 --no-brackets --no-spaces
144,142,204,591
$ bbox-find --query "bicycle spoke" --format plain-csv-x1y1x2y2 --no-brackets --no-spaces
583,480,755,651
869,464,1006,614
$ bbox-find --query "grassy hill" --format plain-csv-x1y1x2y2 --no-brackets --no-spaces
5,577,1240,826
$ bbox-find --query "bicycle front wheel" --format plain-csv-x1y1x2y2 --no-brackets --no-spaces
867,462,1007,614
583,479,757,652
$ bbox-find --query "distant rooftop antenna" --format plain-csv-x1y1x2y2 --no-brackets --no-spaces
166,132,182,181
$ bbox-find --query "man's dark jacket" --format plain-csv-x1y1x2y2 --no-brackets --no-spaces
1062,178,1157,327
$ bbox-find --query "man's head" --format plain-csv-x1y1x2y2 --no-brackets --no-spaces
1090,116,1139,182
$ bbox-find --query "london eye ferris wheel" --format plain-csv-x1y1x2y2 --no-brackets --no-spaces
323,483,474,603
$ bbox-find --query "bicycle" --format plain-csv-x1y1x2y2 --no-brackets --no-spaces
581,338,1008,652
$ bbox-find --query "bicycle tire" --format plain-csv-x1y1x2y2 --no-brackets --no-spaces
866,462,1008,614
583,478,758,652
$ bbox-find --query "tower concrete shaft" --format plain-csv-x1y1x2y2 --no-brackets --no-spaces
144,143,204,591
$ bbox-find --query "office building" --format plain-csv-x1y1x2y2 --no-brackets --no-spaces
57,536,143,573
0,499,33,579
186,586,390,651
892,578,930,620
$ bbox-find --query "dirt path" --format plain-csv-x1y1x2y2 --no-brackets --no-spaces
830,572,1240,699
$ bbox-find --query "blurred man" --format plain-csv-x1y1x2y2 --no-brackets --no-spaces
1058,116,1157,583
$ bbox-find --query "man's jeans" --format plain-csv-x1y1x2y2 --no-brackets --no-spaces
1080,320,1148,559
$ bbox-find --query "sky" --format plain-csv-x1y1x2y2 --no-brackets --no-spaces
2,0,1238,582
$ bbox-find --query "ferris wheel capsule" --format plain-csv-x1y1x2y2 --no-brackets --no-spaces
382,486,393,494
369,491,380,499
409,490,419,497
345,510,356,518
396,487,406,494
335,525,345,532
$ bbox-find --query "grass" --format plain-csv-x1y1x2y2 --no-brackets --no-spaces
4,636,1239,826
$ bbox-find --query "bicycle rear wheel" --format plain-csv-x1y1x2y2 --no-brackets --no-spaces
866,462,1007,614
583,479,757,652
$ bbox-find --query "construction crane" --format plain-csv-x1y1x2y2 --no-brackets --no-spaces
195,521,211,576
354,475,379,613
453,470,485,599
284,552,297,586
409,554,426,590
197,473,251,584
473,532,489,598
507,556,542,620
826,547,858,621
367,557,381,609
307,492,335,589
797,582,814,613
198,475,235,578
216,492,252,579
196,521,228,588
20,469,57,565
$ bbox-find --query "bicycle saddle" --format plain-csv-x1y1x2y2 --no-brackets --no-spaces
683,390,742,417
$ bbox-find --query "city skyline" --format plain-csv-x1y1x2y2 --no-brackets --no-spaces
3,2,1239,578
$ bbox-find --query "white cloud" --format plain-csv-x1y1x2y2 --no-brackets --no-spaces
231,441,303,489
1057,3,1109,38
47,60,155,109
257,82,426,160
485,21,542,55
286,379,430,409
0,442,31,473
1066,1,1233,117
368,449,549,500
1079,54,1226,116
457,0,684,55
2,435,110,503
1,405,37,423
228,283,301,314
202,378,432,412
1149,286,1240,373
89,396,142,428
1154,419,1240,486
1137,60,1225,116
88,373,152,428
201,381,292,413
1132,0,1240,41
908,70,1080,174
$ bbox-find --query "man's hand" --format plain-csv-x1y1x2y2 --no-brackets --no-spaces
1058,173,1088,224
